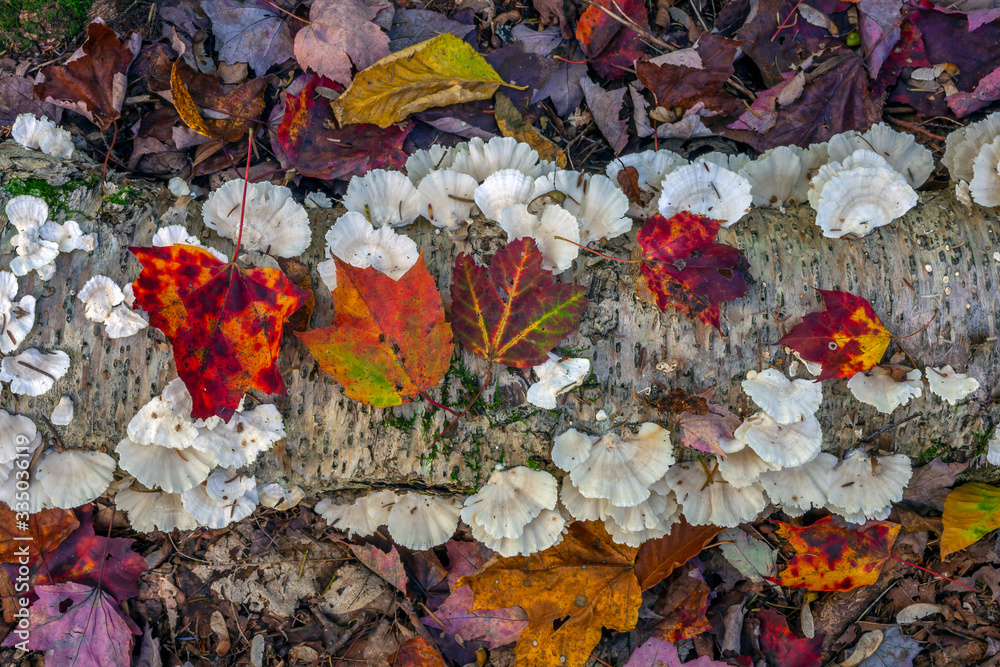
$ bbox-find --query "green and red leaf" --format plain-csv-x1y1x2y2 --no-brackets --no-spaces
297,254,453,408
131,244,309,421
450,238,588,368
778,290,892,381
637,213,750,329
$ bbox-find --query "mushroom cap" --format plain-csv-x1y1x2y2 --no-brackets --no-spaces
205,467,257,503
387,493,462,550
36,449,116,509
115,437,216,494
168,177,191,197
315,489,398,537
202,179,311,256
105,304,149,338
151,225,228,261
812,156,918,238
127,378,199,448
498,203,580,274
551,428,597,471
535,171,632,244
604,513,674,547
474,169,535,222
461,466,558,539
827,502,891,525
316,212,420,292
758,452,836,512
115,477,199,532
0,273,36,354
735,411,822,468
0,435,49,513
969,136,1000,207
181,478,258,529
0,409,37,465
826,449,912,515
808,149,891,209
828,123,934,188
50,396,74,426
416,169,478,230
191,404,285,468
4,195,49,232
40,220,93,252
469,507,567,557
9,233,59,277
696,152,751,173
560,476,610,521
606,150,687,216
406,145,458,184
0,349,70,395
943,111,1000,182
658,161,753,228
37,127,74,159
741,368,822,424
452,136,541,182
566,423,675,507
716,446,778,488
304,191,332,209
257,483,305,510
788,143,830,205
78,275,125,321
847,367,923,413
926,365,980,405
664,462,767,527
343,169,425,228
605,488,674,531
12,114,56,149
526,353,590,409
987,432,1000,466
740,146,803,209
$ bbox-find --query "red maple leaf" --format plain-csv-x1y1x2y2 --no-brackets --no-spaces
576,0,648,80
450,238,588,368
777,290,891,381
637,212,750,329
130,243,309,420
277,74,409,180
757,608,824,667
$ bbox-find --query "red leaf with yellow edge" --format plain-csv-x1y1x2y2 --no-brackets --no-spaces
450,238,588,368
457,521,641,667
757,608,823,667
0,506,79,563
130,244,309,421
297,254,453,408
576,0,647,80
767,515,900,591
778,290,891,381
941,482,1000,558
277,74,410,180
637,213,750,329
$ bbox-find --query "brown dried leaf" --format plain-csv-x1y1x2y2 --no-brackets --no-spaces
580,76,629,155
634,519,722,590
494,93,567,167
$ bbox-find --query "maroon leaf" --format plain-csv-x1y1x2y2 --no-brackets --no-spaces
758,608,823,667
858,0,904,76
0,75,63,125
338,539,409,593
576,0,648,79
635,34,743,114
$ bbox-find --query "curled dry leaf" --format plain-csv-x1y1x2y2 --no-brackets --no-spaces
34,21,141,130
634,519,723,590
333,34,509,128
580,76,629,155
494,93,567,167
170,59,269,142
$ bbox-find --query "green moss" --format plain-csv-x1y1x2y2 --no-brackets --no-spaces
1,0,94,50
105,185,138,207
379,413,416,433
2,176,94,215
916,440,949,466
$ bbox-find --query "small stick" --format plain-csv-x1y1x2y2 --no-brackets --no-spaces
859,412,922,442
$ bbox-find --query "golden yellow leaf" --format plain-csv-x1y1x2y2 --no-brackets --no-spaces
494,93,567,167
171,59,215,139
941,482,1000,558
333,33,518,128
457,521,641,667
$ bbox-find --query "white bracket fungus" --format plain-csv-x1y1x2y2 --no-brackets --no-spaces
202,179,311,256
386,493,463,550
925,365,980,405
657,160,753,227
0,271,36,354
343,169,425,228
526,353,590,409
317,211,420,292
0,349,70,395
316,489,398,538
741,368,822,424
461,466,558,541
847,367,922,413
115,477,199,532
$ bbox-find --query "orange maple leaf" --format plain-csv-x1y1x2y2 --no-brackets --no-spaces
768,516,900,591
130,244,309,421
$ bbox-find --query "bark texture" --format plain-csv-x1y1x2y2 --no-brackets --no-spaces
1,142,997,495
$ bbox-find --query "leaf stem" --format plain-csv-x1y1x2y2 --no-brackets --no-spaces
434,366,491,443
419,391,460,416
890,555,975,591
553,236,639,263
233,130,253,260
891,309,937,340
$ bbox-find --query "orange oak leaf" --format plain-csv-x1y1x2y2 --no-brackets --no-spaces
450,238,588,368
130,244,309,421
297,254,453,408
457,521,641,667
34,21,141,130
170,59,270,143
777,290,892,381
634,519,723,590
767,516,901,591
637,213,750,329
390,637,449,666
